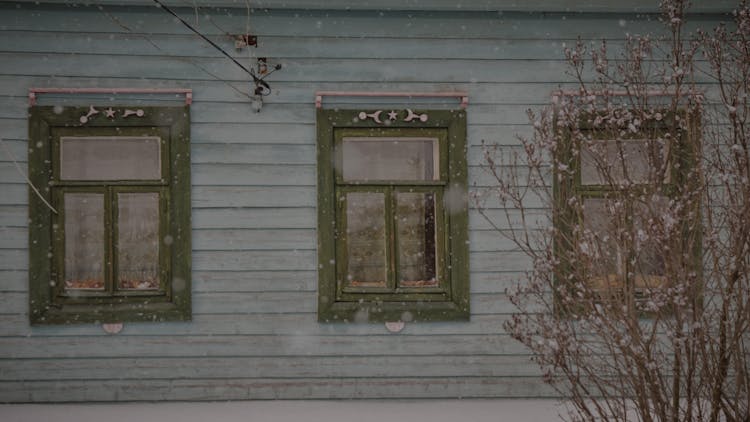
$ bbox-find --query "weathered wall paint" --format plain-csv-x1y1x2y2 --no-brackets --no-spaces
0,2,731,402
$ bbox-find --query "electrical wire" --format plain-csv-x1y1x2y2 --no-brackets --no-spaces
96,4,252,99
173,0,268,94
151,0,270,93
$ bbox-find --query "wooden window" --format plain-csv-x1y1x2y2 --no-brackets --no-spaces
28,106,191,324
317,109,469,322
554,112,700,310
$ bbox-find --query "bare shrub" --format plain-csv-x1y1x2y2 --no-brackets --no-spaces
477,1,750,420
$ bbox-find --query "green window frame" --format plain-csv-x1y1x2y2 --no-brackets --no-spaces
317,109,469,322
28,106,191,324
554,111,701,311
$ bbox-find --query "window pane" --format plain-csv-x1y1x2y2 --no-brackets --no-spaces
60,136,161,180
633,195,669,292
64,193,105,290
345,192,386,288
342,137,438,181
397,192,438,287
581,139,666,185
118,193,160,290
582,198,624,291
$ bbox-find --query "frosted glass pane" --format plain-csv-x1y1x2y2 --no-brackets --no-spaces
118,193,160,290
346,192,386,288
64,193,104,290
581,139,665,185
633,195,668,291
342,137,438,181
60,136,161,180
582,198,623,291
396,192,438,287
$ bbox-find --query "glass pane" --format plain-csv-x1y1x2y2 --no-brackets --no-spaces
396,192,438,288
345,192,386,288
117,193,160,290
342,137,438,181
60,136,161,180
582,198,624,291
632,195,669,292
581,139,666,185
64,193,105,290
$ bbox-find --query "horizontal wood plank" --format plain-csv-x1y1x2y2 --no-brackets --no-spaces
0,333,530,358
192,228,316,250
0,313,519,336
0,5,683,38
192,163,315,186
192,186,316,208
0,354,542,380
192,207,315,229
0,31,609,60
0,376,554,402
2,0,737,13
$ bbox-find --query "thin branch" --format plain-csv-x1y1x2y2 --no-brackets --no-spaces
0,138,57,214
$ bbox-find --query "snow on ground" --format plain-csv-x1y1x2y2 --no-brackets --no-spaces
1,399,565,422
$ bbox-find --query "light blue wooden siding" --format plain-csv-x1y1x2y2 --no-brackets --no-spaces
0,3,727,402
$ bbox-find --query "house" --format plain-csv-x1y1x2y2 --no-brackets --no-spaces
0,0,735,403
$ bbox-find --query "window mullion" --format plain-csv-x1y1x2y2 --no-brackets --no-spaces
433,188,446,291
105,186,115,295
386,186,397,291
159,186,170,294
52,187,65,298
334,188,347,300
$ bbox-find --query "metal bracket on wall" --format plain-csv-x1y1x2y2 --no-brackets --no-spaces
29,88,194,106
314,91,469,109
